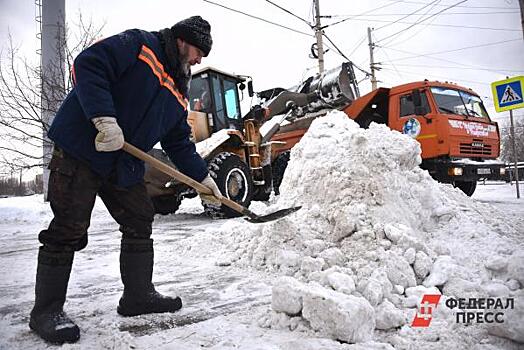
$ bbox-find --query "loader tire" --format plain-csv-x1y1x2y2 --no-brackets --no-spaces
272,151,290,196
151,195,181,215
203,152,254,219
454,180,477,196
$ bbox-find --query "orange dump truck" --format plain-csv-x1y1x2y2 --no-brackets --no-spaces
272,79,505,196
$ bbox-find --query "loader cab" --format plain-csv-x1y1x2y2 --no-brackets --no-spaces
189,67,252,132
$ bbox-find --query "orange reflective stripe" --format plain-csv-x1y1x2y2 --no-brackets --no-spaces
138,45,188,110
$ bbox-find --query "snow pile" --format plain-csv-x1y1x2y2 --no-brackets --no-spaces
0,194,51,224
188,111,523,347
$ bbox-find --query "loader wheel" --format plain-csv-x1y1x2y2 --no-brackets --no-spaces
203,152,254,219
272,151,290,196
454,180,477,196
151,195,181,215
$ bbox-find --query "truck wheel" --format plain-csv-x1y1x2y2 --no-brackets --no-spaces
203,152,254,219
272,151,290,195
151,195,181,215
454,180,477,196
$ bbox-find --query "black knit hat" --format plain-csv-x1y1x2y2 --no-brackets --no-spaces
171,16,212,57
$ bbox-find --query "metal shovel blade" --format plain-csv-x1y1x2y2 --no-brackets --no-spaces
244,206,302,223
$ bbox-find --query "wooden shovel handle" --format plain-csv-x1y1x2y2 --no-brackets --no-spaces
122,142,250,216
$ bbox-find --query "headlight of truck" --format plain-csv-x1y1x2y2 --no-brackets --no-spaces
500,168,506,175
448,167,463,176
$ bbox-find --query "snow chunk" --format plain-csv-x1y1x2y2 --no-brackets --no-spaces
487,292,524,343
302,282,375,343
404,247,416,265
384,251,416,288
481,282,510,297
404,285,441,308
272,277,305,316
423,255,456,287
326,271,356,295
506,279,520,291
319,247,346,268
375,299,406,330
484,255,508,272
384,223,405,243
300,256,325,276
442,277,483,299
413,251,432,279
507,251,524,285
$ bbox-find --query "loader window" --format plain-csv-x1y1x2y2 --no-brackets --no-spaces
223,79,240,119
211,75,227,130
189,76,211,113
400,91,429,117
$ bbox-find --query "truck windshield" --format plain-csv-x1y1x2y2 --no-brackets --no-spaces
430,87,489,118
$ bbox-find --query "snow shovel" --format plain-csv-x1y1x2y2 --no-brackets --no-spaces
122,142,301,223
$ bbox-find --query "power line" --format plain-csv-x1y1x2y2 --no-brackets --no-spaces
379,0,443,47
375,0,441,31
376,0,468,43
265,0,312,26
379,66,495,86
322,1,399,29
331,16,521,32
202,0,313,37
378,46,522,76
379,38,523,63
384,0,519,10
375,36,404,80
380,63,524,73
323,11,518,17
347,34,367,58
321,33,371,76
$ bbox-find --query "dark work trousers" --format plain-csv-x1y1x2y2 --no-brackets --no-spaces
39,147,155,252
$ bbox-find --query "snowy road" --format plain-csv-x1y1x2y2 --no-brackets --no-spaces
0,197,281,349
0,179,523,349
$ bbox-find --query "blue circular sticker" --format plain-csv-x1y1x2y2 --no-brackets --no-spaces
402,118,421,138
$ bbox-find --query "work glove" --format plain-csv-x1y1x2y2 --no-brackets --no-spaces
199,174,222,206
92,116,124,152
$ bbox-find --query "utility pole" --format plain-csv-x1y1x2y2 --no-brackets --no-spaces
313,0,325,73
41,0,66,200
509,108,521,198
367,27,378,90
520,0,524,39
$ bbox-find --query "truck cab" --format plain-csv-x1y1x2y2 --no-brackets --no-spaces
344,80,505,195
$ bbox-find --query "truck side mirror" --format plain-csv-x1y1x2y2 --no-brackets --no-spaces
412,89,428,116
248,80,254,97
415,106,428,116
412,89,421,107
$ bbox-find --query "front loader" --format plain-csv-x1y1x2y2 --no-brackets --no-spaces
144,65,358,217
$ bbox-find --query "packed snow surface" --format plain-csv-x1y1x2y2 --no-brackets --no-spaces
0,111,522,349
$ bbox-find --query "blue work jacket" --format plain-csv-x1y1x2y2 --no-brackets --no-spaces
48,29,208,187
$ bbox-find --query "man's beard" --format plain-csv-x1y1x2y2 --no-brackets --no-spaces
179,48,192,76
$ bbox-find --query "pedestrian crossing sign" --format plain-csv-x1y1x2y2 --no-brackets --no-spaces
491,76,524,112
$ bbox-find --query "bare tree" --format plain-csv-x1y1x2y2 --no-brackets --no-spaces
500,117,524,163
0,14,104,177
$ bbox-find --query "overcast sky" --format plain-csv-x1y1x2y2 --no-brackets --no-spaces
1,0,523,124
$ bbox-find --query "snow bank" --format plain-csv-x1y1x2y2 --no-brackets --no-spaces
0,195,51,223
188,111,523,347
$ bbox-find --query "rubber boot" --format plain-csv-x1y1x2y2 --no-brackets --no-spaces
117,238,182,316
29,247,80,344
